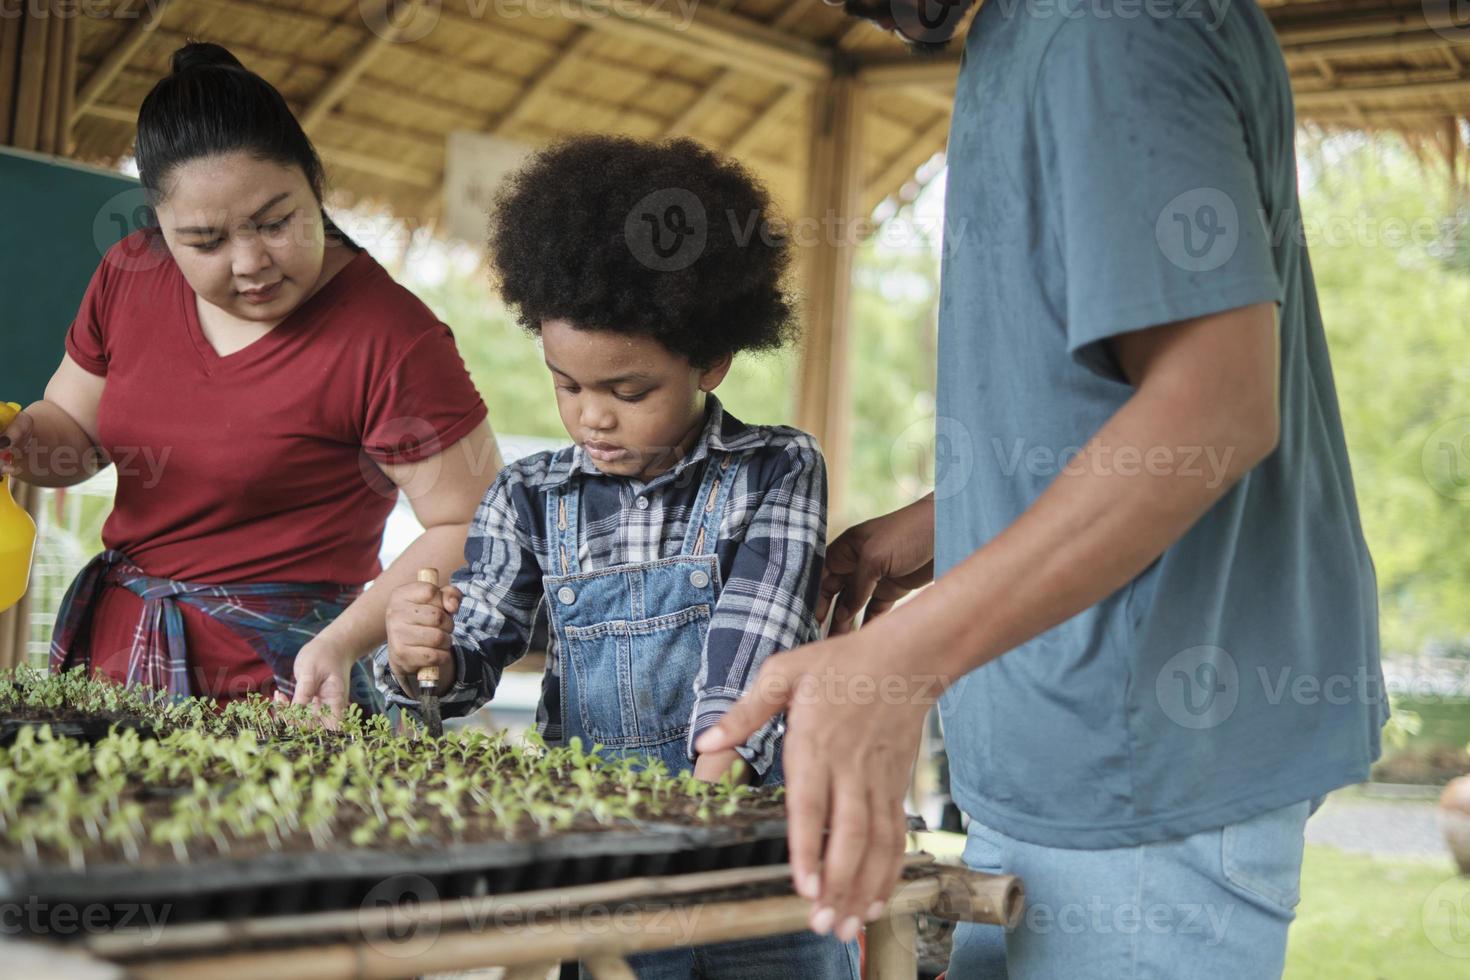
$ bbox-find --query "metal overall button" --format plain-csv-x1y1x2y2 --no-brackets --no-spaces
557,586,576,605
689,570,710,589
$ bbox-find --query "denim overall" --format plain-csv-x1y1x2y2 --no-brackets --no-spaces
542,452,736,776
551,454,854,979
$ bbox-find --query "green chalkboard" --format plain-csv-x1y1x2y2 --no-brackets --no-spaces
0,147,147,405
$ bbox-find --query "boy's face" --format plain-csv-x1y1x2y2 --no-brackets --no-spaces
541,319,732,482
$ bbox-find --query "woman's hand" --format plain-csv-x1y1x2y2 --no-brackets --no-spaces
281,636,355,726
0,406,33,478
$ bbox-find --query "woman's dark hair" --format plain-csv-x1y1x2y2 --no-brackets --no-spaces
488,135,795,368
135,42,353,247
137,43,323,204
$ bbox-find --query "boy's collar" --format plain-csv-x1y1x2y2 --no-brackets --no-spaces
544,395,764,489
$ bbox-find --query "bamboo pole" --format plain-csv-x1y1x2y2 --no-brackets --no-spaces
728,87,804,158
94,859,1021,980
109,884,917,980
795,72,863,520
583,956,639,979
88,855,943,957
56,13,77,156
11,1,50,150
503,964,561,980
864,910,918,978
0,10,18,142
37,1,65,155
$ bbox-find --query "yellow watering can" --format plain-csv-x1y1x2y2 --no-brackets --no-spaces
0,402,38,613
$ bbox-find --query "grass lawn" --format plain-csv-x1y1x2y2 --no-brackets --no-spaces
1287,846,1465,978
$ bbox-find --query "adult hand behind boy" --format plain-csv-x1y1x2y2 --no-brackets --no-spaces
386,580,463,695
817,493,935,635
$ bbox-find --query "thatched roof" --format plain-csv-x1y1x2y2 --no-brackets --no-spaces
64,0,1470,228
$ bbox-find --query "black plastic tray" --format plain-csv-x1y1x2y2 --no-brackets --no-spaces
0,716,158,746
0,818,794,938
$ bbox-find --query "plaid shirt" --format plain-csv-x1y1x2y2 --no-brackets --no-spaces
377,397,827,774
51,549,364,700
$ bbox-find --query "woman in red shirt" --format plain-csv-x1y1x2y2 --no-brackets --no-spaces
0,42,497,715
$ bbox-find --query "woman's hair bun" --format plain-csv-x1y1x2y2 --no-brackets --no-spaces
170,41,246,75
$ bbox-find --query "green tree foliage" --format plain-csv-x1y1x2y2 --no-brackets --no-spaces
1299,135,1470,654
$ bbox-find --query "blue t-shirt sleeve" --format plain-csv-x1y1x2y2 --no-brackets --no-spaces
1032,11,1284,381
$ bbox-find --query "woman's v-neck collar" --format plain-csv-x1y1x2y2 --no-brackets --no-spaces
181,247,374,373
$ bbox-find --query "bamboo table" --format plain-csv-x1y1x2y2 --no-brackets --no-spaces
76,852,1022,979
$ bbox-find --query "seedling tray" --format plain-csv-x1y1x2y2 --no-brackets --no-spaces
0,818,793,938
0,716,158,746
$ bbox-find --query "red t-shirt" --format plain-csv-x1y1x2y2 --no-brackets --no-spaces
64,229,487,699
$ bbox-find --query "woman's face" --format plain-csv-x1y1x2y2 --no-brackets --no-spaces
153,151,326,324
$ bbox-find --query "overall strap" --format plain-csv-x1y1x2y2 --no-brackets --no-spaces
545,477,583,576
680,451,740,558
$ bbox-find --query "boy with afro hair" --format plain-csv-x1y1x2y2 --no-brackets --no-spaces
380,136,859,978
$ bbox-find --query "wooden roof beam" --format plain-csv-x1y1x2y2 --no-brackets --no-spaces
1295,74,1470,107
300,0,428,132
79,100,438,186
856,54,962,88
1280,26,1470,65
73,0,170,126
662,70,742,138
728,87,805,157
561,0,833,85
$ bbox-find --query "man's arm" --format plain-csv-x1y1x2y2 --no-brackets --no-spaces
699,301,1280,940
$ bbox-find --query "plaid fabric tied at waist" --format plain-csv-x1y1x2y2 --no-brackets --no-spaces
49,549,362,699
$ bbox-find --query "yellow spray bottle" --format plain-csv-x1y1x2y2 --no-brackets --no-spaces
0,402,38,613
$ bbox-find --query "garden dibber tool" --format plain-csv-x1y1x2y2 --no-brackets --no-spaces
416,567,444,738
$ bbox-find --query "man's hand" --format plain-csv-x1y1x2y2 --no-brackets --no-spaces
695,624,930,942
386,580,462,695
818,493,936,634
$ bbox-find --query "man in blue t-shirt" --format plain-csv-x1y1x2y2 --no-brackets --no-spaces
699,1,1389,976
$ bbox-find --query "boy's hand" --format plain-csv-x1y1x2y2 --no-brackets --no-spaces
386,580,463,695
692,748,755,785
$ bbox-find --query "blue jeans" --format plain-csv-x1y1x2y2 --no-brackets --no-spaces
581,930,861,979
949,796,1326,979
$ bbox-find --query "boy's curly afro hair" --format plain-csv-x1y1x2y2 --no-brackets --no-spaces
487,135,795,368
